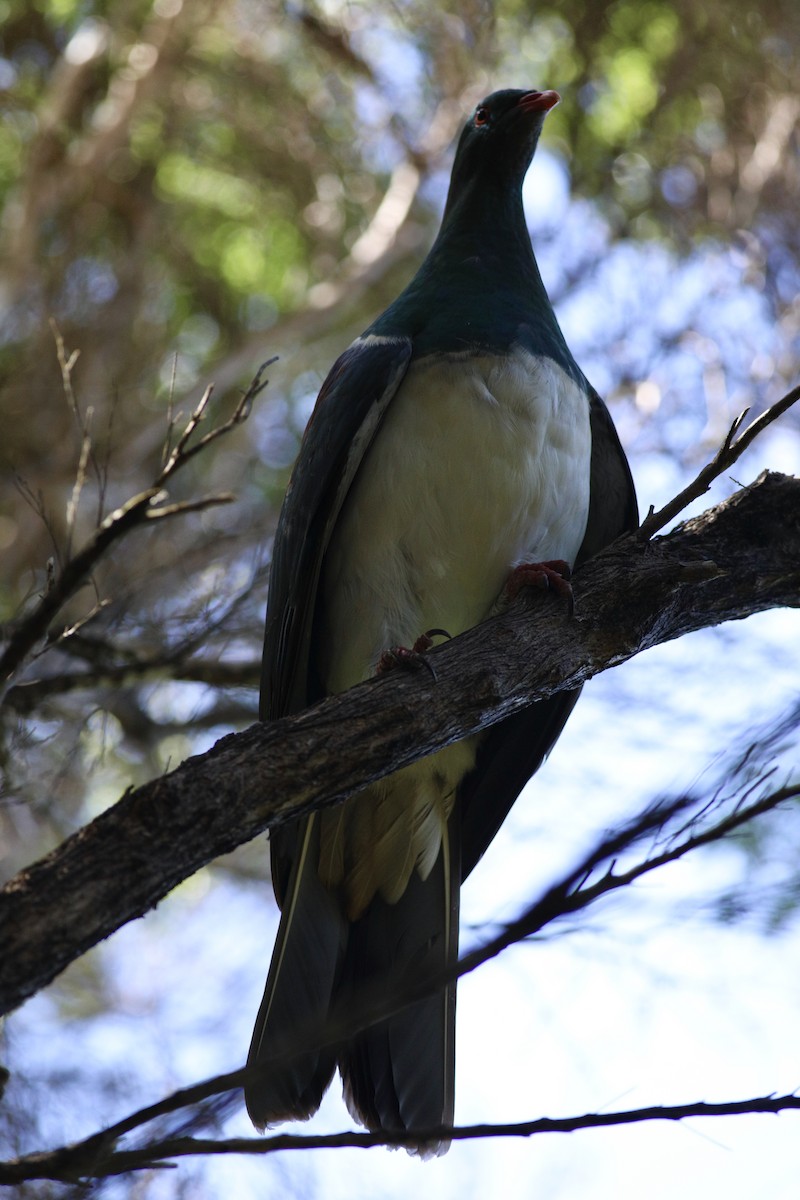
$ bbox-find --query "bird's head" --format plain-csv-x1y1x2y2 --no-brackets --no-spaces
443,88,560,216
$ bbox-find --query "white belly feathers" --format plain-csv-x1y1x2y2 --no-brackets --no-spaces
316,347,592,917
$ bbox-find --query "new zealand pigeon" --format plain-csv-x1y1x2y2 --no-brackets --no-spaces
246,87,637,1153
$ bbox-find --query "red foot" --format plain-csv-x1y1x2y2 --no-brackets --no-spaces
505,559,574,617
376,628,451,682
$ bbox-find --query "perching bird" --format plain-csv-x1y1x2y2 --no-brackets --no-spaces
246,87,637,1153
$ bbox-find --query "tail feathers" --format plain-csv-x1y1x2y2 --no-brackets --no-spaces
246,815,347,1128
339,820,460,1156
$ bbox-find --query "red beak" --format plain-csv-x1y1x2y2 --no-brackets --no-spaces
517,90,561,114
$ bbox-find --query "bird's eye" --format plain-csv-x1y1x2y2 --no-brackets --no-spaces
474,106,490,127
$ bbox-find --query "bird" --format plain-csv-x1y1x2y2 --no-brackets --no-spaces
245,87,637,1154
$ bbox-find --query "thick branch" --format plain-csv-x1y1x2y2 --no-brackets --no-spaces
0,471,798,1015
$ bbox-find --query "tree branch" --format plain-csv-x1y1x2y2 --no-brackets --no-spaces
1,1092,798,1183
2,658,260,714
0,469,797,1015
0,360,273,691
638,382,800,537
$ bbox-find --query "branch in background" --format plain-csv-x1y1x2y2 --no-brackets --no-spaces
2,560,267,712
156,357,276,483
638,381,800,538
0,468,798,1016
0,359,274,692
2,659,260,715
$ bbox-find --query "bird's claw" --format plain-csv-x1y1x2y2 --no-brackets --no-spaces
376,628,452,681
505,559,574,617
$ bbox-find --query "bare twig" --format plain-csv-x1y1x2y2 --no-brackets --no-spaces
1,1091,798,1183
156,357,276,485
50,319,81,420
51,321,106,557
638,381,800,538
144,493,236,521
12,473,63,570
0,361,274,691
162,353,180,468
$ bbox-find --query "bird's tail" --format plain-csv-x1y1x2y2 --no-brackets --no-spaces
245,814,347,1128
338,818,460,1157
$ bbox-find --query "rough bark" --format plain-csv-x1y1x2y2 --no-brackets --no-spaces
0,470,798,1016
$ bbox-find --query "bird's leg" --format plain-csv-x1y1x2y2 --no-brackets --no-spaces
376,628,452,681
504,559,574,617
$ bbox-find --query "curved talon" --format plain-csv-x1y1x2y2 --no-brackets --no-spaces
377,629,448,681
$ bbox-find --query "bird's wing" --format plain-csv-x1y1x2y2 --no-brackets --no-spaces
246,335,413,1128
262,333,412,894
459,385,638,881
576,387,638,565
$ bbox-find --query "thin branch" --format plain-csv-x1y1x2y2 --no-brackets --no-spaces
156,357,276,485
143,493,236,520
0,361,274,691
3,659,260,713
64,409,93,562
50,319,81,422
518,780,799,939
12,473,63,572
106,1092,800,1160
51,320,107,563
0,486,160,687
162,353,180,468
638,381,800,538
1,1093,798,1183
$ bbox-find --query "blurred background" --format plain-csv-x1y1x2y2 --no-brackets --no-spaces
1,0,799,1196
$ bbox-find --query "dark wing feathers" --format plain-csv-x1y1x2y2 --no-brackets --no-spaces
577,387,638,566
261,335,413,722
263,334,412,905
246,335,413,1132
459,693,581,881
245,814,345,1126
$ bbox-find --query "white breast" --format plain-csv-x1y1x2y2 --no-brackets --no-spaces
315,346,592,914
319,347,592,694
